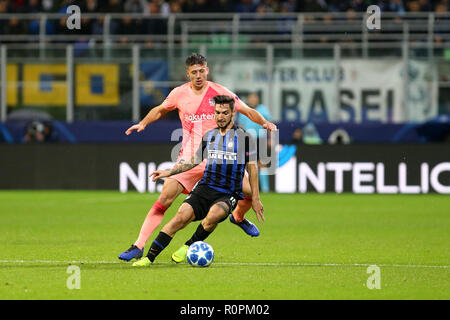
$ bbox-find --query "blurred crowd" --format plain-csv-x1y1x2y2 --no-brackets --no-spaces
0,0,448,41
0,0,448,14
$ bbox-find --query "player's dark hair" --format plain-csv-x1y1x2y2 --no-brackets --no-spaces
213,95,235,111
185,53,207,67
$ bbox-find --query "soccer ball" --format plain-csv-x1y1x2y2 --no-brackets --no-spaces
187,241,214,267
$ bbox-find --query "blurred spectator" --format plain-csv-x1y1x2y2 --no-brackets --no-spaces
301,122,323,144
319,14,334,43
434,2,449,44
85,0,100,14
10,0,25,11
345,7,357,21
277,2,297,34
340,8,359,55
118,17,141,38
78,17,93,36
104,0,124,12
148,0,161,14
55,14,69,36
0,0,28,42
57,0,82,12
83,0,101,35
257,0,278,13
24,121,56,143
0,1,9,34
281,0,298,13
25,0,41,12
238,93,272,193
290,127,304,145
26,0,56,38
418,0,433,11
41,0,56,12
375,0,390,12
389,0,406,14
435,1,449,15
0,0,7,12
102,0,124,34
210,0,234,12
255,3,266,15
27,0,56,37
348,0,367,12
441,0,450,10
190,0,210,13
122,0,147,41
407,0,421,12
298,0,328,12
124,0,148,13
238,92,272,138
169,0,183,13
5,17,27,35
235,0,257,13
145,0,167,34
159,0,171,16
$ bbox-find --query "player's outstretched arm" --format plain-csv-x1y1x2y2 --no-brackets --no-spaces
238,105,277,132
125,105,169,135
246,162,265,222
150,156,200,182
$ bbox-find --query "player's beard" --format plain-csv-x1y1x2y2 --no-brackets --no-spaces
218,118,233,132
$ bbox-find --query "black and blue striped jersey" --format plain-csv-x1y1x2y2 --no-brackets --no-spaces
195,125,257,199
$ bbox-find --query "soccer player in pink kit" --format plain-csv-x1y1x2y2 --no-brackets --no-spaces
119,53,277,261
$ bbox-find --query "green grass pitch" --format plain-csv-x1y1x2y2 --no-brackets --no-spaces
0,191,449,300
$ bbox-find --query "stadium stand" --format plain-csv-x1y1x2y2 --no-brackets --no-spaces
0,0,449,143
0,1,448,44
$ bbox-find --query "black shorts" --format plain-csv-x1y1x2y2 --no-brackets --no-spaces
183,184,239,221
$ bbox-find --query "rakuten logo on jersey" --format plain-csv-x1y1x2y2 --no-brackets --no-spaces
184,113,215,122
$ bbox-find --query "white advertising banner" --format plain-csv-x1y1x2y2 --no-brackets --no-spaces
212,59,438,123
272,144,450,194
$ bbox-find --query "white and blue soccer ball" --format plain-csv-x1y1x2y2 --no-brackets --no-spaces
187,241,214,267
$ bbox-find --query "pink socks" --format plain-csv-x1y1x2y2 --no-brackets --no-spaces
134,201,167,250
232,196,252,223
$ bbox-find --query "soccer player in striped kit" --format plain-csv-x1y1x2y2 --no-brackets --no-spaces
132,95,264,266
119,53,276,262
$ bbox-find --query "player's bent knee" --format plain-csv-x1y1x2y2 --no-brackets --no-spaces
206,203,229,224
163,208,193,235
202,220,217,232
174,213,190,227
202,214,220,232
177,203,195,225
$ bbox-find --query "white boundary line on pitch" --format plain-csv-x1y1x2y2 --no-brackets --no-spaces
0,260,448,269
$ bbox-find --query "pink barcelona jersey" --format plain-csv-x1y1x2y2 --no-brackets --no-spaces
161,81,245,160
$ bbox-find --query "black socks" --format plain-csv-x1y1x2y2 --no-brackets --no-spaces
146,225,212,263
147,231,172,262
185,223,212,247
